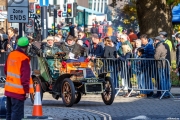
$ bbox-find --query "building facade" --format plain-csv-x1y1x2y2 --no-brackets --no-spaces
89,0,110,13
0,0,9,33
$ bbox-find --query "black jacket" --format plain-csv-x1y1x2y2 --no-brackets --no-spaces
60,42,84,59
0,39,8,51
104,46,117,58
176,44,180,68
91,27,98,34
163,43,171,65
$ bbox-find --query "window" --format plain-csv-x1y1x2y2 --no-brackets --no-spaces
89,3,92,9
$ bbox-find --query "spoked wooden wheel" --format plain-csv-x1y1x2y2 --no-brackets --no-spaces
61,78,75,107
30,77,43,104
101,77,115,105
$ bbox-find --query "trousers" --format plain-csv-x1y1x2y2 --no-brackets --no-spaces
6,97,24,120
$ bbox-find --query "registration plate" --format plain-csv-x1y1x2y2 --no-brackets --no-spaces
85,83,103,93
86,78,99,83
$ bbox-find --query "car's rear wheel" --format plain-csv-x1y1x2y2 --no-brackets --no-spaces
30,77,43,104
61,78,75,107
74,92,81,104
101,77,115,105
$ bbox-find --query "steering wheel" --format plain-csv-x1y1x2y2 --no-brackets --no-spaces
55,52,66,57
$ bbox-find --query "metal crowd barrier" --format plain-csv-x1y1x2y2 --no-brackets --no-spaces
92,58,173,99
0,52,8,83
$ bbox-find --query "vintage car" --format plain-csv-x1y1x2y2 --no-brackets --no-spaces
30,43,115,107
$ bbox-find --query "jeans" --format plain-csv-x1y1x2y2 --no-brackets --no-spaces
158,68,170,96
109,65,119,88
120,61,132,93
6,97,24,120
141,69,153,94
137,72,146,94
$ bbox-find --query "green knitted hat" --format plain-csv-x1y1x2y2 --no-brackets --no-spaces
17,37,29,47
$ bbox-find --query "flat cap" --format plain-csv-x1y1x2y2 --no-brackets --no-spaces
159,31,168,37
66,35,74,41
154,36,164,41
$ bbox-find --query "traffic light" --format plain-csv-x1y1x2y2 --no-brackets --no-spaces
58,10,62,17
112,0,117,7
49,5,54,17
73,2,78,17
66,3,73,18
35,4,41,16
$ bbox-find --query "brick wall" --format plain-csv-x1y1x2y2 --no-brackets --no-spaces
0,0,6,6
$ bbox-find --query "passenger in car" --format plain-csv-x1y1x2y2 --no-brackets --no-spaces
60,35,85,62
42,36,62,80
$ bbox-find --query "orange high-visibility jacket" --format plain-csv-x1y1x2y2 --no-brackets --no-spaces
5,50,34,94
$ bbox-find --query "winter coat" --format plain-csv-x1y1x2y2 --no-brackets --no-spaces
89,43,104,58
69,25,75,36
118,40,132,56
7,35,16,52
154,41,167,68
163,42,171,65
164,39,172,52
60,42,83,59
104,45,117,58
176,43,180,68
0,39,8,51
43,44,62,57
116,42,121,51
91,27,98,34
141,38,154,58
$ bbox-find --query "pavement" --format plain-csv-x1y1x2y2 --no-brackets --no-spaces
1,86,180,120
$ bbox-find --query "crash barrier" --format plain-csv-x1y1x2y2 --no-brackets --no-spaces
0,96,6,118
0,52,8,83
92,58,173,99
0,53,174,99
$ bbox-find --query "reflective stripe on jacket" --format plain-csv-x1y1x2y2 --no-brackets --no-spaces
5,50,34,94
165,39,172,52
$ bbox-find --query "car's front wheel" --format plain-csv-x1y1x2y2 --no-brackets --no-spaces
101,77,115,105
61,78,75,107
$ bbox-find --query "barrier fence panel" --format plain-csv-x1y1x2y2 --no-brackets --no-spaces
93,58,173,99
0,53,8,83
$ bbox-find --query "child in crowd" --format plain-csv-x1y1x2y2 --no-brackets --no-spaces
135,47,147,98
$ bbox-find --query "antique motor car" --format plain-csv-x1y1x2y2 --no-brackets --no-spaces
30,42,115,107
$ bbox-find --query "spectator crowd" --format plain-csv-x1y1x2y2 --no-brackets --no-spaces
1,21,179,99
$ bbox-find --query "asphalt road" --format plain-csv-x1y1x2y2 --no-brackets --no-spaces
1,86,180,120
24,92,180,120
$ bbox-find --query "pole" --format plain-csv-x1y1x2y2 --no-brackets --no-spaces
6,19,7,34
54,9,55,36
66,11,68,24
83,9,85,33
41,6,48,40
19,23,22,37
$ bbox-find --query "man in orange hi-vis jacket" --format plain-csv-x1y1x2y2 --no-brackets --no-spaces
4,37,34,120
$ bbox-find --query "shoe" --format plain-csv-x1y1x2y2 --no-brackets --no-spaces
147,92,154,97
136,94,147,98
162,96,170,99
153,94,161,98
123,93,132,97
